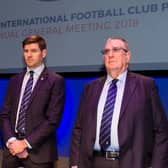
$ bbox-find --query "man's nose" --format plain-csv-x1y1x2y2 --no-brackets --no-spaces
108,50,113,57
27,51,32,57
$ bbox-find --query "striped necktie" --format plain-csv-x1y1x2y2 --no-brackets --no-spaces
17,71,34,134
99,79,118,150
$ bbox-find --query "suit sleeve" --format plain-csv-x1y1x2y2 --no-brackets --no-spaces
150,80,168,167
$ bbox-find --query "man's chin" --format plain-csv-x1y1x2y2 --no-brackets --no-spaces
26,64,35,69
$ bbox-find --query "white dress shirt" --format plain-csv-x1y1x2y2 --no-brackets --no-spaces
94,70,127,151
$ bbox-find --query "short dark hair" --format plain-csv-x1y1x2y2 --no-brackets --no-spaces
22,34,47,51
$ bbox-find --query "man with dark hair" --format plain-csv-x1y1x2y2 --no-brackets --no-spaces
0,34,65,168
70,36,168,168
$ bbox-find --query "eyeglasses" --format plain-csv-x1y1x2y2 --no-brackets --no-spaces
101,47,128,55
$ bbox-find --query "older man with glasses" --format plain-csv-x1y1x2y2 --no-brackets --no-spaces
70,36,168,168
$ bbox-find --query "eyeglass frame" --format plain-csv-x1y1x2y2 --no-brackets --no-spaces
101,47,128,55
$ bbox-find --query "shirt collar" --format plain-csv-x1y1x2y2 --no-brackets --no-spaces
26,64,45,77
106,70,128,85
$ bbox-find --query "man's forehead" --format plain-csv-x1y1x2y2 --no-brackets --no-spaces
24,43,40,49
105,38,124,47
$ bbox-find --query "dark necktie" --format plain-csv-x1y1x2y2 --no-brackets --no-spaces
99,79,118,150
17,71,34,134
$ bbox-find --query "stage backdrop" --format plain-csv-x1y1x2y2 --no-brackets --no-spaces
1,0,168,73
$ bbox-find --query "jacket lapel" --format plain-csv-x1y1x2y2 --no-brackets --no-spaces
95,77,106,105
119,72,137,120
92,76,106,140
28,68,48,107
14,72,25,116
93,76,106,116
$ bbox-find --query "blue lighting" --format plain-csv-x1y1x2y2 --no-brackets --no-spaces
0,75,168,156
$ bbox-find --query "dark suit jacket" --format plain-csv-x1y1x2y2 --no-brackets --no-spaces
70,72,168,168
0,68,65,163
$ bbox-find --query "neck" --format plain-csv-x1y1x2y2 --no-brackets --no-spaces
107,66,128,79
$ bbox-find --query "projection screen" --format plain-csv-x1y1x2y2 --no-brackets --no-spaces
0,0,168,73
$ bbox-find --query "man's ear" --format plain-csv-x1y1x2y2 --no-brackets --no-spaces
126,51,131,63
42,49,47,58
